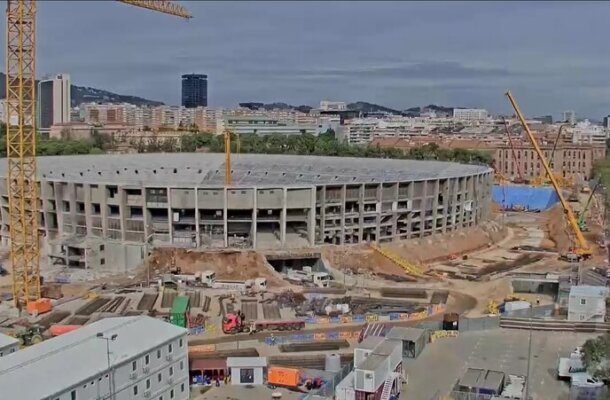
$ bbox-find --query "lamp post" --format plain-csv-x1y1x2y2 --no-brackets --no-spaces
97,333,118,400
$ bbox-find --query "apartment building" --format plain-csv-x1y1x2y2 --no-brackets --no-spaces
568,120,608,145
0,316,189,400
494,142,606,180
319,100,347,111
453,108,488,121
221,116,317,136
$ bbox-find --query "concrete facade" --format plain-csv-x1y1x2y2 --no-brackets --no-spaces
0,153,492,271
0,332,19,357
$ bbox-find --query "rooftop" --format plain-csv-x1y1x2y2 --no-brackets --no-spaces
0,316,186,399
226,357,268,368
458,368,504,392
356,353,387,371
569,285,610,298
356,335,385,351
386,326,426,342
0,332,19,349
11,153,491,186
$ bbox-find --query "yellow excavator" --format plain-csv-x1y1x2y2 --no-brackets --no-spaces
505,91,592,260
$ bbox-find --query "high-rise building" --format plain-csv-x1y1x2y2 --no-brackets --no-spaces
181,74,207,108
603,115,610,129
37,73,71,133
562,110,576,125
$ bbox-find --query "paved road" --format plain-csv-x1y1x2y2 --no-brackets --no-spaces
404,329,599,400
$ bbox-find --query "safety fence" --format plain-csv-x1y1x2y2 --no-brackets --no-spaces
264,330,362,346
458,316,500,332
430,330,459,342
301,304,445,325
188,322,219,336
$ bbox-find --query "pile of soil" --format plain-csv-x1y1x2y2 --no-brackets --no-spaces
150,249,286,287
545,204,571,253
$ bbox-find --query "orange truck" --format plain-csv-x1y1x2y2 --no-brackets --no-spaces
49,325,81,337
267,367,301,388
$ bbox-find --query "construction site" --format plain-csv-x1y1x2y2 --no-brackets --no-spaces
0,0,608,398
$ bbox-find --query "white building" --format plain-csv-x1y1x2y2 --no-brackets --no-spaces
452,108,488,121
0,316,189,400
568,120,608,145
226,357,267,385
568,285,609,322
221,116,317,136
319,101,347,111
563,110,576,125
0,332,19,357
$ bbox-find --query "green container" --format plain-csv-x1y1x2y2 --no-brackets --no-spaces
170,295,190,328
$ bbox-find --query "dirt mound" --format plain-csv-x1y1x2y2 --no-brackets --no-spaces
150,249,286,287
545,204,572,253
384,221,507,265
321,245,406,277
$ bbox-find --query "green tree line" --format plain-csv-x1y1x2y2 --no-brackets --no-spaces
0,123,492,165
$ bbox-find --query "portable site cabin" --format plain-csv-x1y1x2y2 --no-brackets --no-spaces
226,357,267,385
386,326,427,359
354,338,402,400
453,368,504,397
568,286,609,322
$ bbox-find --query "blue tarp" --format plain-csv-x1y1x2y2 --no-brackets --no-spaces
492,185,559,211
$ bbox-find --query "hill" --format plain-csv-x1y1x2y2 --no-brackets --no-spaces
0,73,163,107
346,101,403,115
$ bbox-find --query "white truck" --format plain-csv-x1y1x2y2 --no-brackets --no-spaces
286,267,331,288
199,270,267,292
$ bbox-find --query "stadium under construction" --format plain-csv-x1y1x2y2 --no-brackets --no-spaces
0,153,493,272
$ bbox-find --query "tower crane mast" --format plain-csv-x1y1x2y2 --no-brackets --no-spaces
5,0,191,307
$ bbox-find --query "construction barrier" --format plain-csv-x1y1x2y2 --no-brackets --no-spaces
189,344,216,353
430,330,459,342
300,305,445,325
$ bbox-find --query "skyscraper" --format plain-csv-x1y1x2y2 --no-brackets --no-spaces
37,73,71,133
562,110,576,125
181,74,207,108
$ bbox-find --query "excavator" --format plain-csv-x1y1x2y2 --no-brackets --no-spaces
505,91,592,261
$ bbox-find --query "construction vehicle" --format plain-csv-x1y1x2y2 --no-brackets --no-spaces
286,268,332,288
222,312,305,334
26,298,52,316
16,325,44,346
505,91,592,260
486,300,499,315
199,271,267,292
48,324,81,337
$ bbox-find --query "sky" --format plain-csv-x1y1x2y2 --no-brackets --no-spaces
16,1,610,118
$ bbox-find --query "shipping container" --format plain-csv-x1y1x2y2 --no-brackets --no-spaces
170,295,190,328
267,367,300,388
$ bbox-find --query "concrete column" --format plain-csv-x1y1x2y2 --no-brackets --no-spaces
420,181,427,238
84,184,92,236
100,184,108,238
223,188,228,247
358,184,364,243
450,178,459,231
320,186,326,242
432,179,440,234
308,187,316,246
460,178,467,228
194,187,201,248
280,188,287,247
441,180,450,233
54,182,64,235
143,187,151,245
252,187,257,249
406,182,414,239
68,182,77,235
340,185,346,245
375,184,381,243
391,183,398,241
119,187,126,242
167,187,173,245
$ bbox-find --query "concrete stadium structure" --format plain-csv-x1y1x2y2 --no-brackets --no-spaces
0,154,492,272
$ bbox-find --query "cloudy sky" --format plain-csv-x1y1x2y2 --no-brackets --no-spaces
26,1,610,118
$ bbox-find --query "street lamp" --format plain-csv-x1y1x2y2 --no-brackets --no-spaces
97,333,118,400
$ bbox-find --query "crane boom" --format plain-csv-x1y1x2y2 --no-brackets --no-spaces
6,0,190,307
505,91,591,258
117,0,192,18
578,180,601,228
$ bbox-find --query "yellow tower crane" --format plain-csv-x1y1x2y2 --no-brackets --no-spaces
5,0,191,308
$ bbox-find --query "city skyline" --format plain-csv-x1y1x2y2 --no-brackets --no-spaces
26,1,610,118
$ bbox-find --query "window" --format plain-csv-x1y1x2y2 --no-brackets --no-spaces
157,349,161,359
71,390,76,400
181,383,185,392
581,298,586,305
133,385,138,395
132,360,137,371
170,389,174,399
100,258,105,265
180,360,184,370
145,354,150,365
179,338,183,347
169,366,174,376
240,368,254,384
146,379,151,389
168,343,173,353
100,245,104,251
158,373,162,382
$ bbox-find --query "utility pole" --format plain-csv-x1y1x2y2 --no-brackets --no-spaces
97,333,118,399
524,305,533,400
